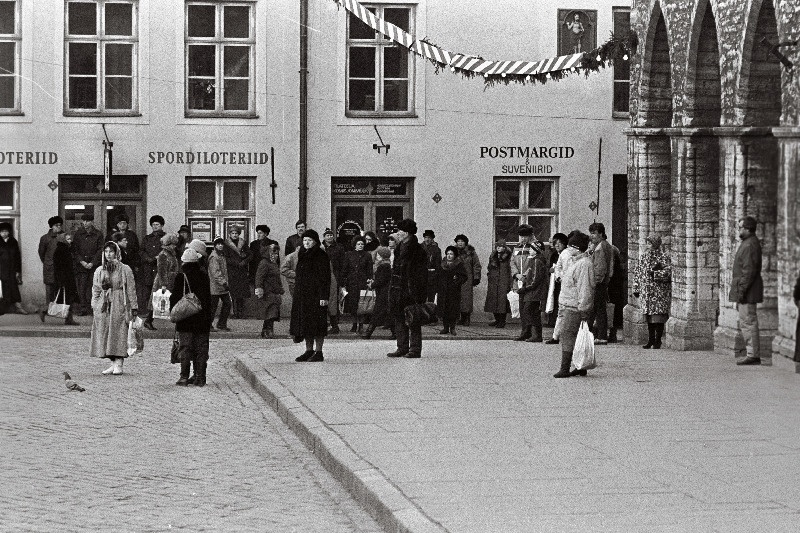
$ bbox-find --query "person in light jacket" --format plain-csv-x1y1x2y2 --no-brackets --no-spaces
546,233,572,344
90,242,137,376
730,216,764,366
454,234,481,326
208,237,232,331
588,222,613,345
281,248,299,296
510,225,547,342
553,232,594,378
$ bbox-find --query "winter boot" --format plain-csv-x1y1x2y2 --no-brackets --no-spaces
296,349,314,362
608,327,619,343
643,323,656,349
328,315,340,335
64,309,79,326
102,358,116,375
553,350,573,378
514,326,532,341
361,323,376,339
653,323,664,349
112,358,124,375
308,351,324,362
176,358,191,386
261,320,274,339
463,313,471,326
440,326,450,334
194,359,207,387
526,326,543,342
457,312,467,326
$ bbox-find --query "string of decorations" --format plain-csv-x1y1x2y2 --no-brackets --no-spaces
333,0,638,88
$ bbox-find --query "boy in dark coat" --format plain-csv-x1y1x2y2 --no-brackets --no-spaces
388,219,428,358
171,248,213,387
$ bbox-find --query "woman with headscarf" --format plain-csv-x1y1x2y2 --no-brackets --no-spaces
454,234,481,326
484,239,512,328
340,235,373,333
289,229,331,362
149,232,180,324
90,241,137,375
633,234,672,349
438,245,468,335
39,232,79,325
171,248,213,386
361,246,393,339
254,242,284,338
223,227,251,318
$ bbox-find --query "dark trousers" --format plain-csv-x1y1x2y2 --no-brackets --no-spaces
589,282,609,340
520,300,541,329
177,331,210,378
210,293,232,327
45,283,58,304
136,279,151,314
612,298,624,329
75,272,92,312
394,317,422,355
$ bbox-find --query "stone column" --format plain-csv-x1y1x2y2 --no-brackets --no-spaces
713,128,779,365
667,130,720,350
772,128,800,372
623,129,672,344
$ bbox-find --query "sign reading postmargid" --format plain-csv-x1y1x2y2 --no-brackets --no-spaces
480,145,574,174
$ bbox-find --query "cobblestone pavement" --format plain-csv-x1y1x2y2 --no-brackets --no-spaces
0,338,382,533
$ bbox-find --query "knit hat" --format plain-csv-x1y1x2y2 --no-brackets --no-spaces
181,248,199,263
568,232,590,252
149,215,165,227
495,238,507,247
423,229,435,238
396,218,418,234
48,216,64,227
213,237,225,246
161,232,180,247
376,246,391,259
178,224,190,234
256,224,270,234
323,227,335,237
454,234,469,244
645,235,662,249
302,228,321,245
187,239,208,257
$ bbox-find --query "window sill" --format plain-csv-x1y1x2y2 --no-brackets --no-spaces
184,113,260,119
612,111,629,120
345,112,418,119
0,111,24,116
63,112,143,118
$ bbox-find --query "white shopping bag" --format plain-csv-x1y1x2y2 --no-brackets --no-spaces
573,320,597,370
545,272,556,313
151,289,172,320
507,290,520,319
127,317,144,356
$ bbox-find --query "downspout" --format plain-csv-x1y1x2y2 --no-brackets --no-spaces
299,0,309,220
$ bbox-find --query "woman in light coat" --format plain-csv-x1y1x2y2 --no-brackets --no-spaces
633,234,672,349
90,241,137,375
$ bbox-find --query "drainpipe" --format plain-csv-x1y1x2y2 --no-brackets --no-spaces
299,0,309,221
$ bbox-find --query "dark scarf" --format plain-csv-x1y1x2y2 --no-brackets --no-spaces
489,247,511,267
441,256,464,271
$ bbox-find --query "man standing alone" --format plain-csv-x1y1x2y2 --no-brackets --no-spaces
730,216,763,366
588,222,613,345
72,213,104,315
387,219,428,359
38,216,63,305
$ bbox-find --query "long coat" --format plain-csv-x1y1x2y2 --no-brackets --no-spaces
437,258,468,323
38,230,60,284
729,234,763,304
484,247,512,314
389,235,428,318
72,226,104,275
458,245,482,313
289,245,331,339
208,250,229,296
0,235,22,304
511,247,548,303
53,240,78,305
255,257,284,321
170,262,213,334
370,261,392,326
322,241,346,316
140,230,165,290
341,249,373,314
153,246,179,292
633,248,672,316
423,241,442,302
248,237,278,282
90,262,137,358
794,272,800,362
224,238,251,300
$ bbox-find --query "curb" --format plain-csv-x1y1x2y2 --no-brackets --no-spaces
234,355,448,533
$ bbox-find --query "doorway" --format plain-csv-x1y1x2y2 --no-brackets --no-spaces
331,178,413,245
59,175,146,238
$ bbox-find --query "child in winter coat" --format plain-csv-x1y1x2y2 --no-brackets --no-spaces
208,237,232,331
255,243,284,338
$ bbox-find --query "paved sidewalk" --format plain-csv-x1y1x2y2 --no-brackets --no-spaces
235,339,800,533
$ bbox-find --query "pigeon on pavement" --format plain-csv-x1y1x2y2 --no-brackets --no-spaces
63,372,86,392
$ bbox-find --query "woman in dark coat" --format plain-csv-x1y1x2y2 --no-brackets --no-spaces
289,229,331,362
0,222,25,314
340,235,373,332
40,233,79,325
484,239,512,328
438,246,468,335
361,246,393,339
254,242,284,338
223,227,251,318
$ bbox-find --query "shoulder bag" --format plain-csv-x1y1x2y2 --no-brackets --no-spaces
170,274,202,323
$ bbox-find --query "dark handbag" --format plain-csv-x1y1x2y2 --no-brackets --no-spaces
170,333,181,364
170,274,202,322
404,302,437,327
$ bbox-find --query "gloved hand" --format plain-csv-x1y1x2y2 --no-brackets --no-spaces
254,288,264,298
580,311,590,322
101,281,112,290
472,280,479,287
633,292,640,298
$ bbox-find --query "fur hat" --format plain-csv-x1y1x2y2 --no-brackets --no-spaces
444,245,459,257
48,216,64,227
517,224,533,237
568,232,590,253
322,227,334,237
187,239,208,257
376,246,391,259
181,248,199,263
423,229,435,238
454,234,469,244
0,222,12,233
255,224,270,234
302,228,320,245
396,218,418,234
178,224,190,234
149,215,165,227
115,213,130,224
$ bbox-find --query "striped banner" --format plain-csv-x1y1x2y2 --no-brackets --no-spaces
336,0,585,77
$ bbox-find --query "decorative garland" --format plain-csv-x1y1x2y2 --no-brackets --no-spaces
333,0,637,88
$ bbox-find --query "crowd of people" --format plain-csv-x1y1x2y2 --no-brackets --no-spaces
0,211,786,383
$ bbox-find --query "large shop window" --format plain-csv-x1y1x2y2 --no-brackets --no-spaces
346,4,413,117
493,177,559,244
186,177,255,244
64,0,139,115
185,1,256,117
0,0,21,113
0,177,20,236
612,6,630,117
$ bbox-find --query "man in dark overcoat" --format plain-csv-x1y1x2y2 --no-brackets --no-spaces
730,216,764,366
0,222,27,314
140,215,166,330
249,224,278,283
38,215,63,304
105,213,140,273
422,230,442,314
387,219,428,358
72,213,104,315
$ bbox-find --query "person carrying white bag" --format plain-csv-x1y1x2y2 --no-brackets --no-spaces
552,231,596,378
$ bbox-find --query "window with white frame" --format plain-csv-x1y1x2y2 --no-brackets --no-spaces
494,177,559,244
185,177,255,243
0,0,21,113
64,0,139,114
346,4,414,116
612,6,630,117
185,1,255,117
0,177,20,236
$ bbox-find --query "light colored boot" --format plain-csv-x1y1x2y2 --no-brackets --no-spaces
112,358,124,375
102,358,115,375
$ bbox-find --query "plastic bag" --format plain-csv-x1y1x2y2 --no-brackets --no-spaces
357,289,376,315
573,320,597,370
338,287,348,315
127,316,144,356
151,289,172,320
545,272,556,313
507,290,520,319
